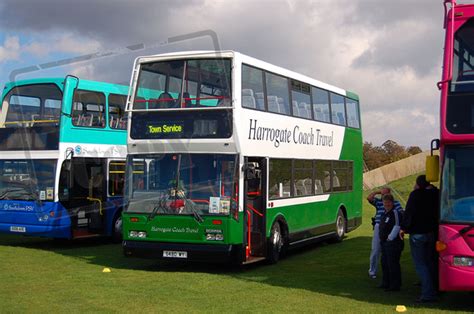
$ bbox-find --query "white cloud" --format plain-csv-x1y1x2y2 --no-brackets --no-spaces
23,34,102,57
0,36,20,62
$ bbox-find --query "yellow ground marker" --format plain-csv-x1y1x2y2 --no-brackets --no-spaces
396,305,407,312
102,267,111,273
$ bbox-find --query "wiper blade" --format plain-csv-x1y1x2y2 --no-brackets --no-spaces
459,224,474,235
0,188,37,200
148,198,166,221
187,200,203,224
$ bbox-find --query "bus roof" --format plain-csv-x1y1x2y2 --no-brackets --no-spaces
134,50,359,100
2,77,130,97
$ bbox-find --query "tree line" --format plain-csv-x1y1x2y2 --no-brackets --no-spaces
363,140,422,171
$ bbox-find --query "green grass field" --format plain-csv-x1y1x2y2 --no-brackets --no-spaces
0,173,472,313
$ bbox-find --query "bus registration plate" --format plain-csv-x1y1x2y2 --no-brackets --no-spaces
10,226,26,233
163,250,187,259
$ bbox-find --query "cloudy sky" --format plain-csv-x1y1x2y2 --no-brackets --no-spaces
0,0,458,148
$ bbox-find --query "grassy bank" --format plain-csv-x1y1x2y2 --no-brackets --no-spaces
0,174,472,313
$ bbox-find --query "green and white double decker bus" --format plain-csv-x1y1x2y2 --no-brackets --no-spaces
122,51,362,264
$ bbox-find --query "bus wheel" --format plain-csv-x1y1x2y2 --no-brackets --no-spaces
334,210,346,243
112,214,123,243
268,222,283,264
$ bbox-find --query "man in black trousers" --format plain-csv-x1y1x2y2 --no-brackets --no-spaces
379,194,404,291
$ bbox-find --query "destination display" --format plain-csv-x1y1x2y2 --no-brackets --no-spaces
130,110,232,139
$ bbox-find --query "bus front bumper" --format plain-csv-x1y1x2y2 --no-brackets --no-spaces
439,257,474,291
123,240,241,263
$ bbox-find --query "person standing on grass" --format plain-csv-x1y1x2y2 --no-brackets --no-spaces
400,175,439,303
367,187,403,279
379,194,404,291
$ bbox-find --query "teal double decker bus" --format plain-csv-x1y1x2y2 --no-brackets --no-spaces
122,51,363,264
0,76,129,240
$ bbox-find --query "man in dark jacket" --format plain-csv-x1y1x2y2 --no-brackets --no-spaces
400,175,439,303
379,194,404,291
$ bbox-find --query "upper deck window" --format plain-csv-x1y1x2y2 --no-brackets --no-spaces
0,84,62,150
291,80,312,119
312,87,331,123
134,58,232,109
72,90,106,128
242,65,265,110
265,72,290,115
0,84,62,128
452,19,474,93
330,93,346,126
109,94,127,130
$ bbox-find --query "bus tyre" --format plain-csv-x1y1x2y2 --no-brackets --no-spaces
112,214,123,243
268,222,283,264
334,210,346,243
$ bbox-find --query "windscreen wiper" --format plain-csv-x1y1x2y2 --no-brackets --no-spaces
148,198,166,221
459,224,474,235
186,199,203,224
0,188,37,201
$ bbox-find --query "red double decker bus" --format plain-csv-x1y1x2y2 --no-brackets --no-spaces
427,0,474,291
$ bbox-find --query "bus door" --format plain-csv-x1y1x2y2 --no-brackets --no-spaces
243,157,266,262
67,158,107,237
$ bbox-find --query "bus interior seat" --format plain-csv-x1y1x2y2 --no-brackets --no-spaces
337,112,346,125
295,179,306,195
314,107,323,121
299,102,311,119
292,100,299,116
268,96,280,113
277,97,288,114
179,92,192,107
315,179,323,194
303,178,312,194
242,89,256,108
255,92,265,110
152,92,175,108
118,117,127,129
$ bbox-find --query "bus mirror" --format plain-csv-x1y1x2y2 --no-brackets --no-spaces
426,155,439,182
243,162,261,180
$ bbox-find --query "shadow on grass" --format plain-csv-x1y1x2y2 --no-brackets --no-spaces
1,234,472,311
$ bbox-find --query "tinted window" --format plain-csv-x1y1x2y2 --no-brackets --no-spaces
266,72,290,115
291,80,312,119
316,160,332,193
269,159,292,199
294,159,313,196
72,90,106,128
332,161,353,192
242,65,265,110
109,94,127,130
312,87,330,123
330,93,346,126
346,98,360,129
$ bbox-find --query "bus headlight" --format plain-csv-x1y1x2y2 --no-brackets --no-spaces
206,233,224,241
129,231,147,238
453,256,474,267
